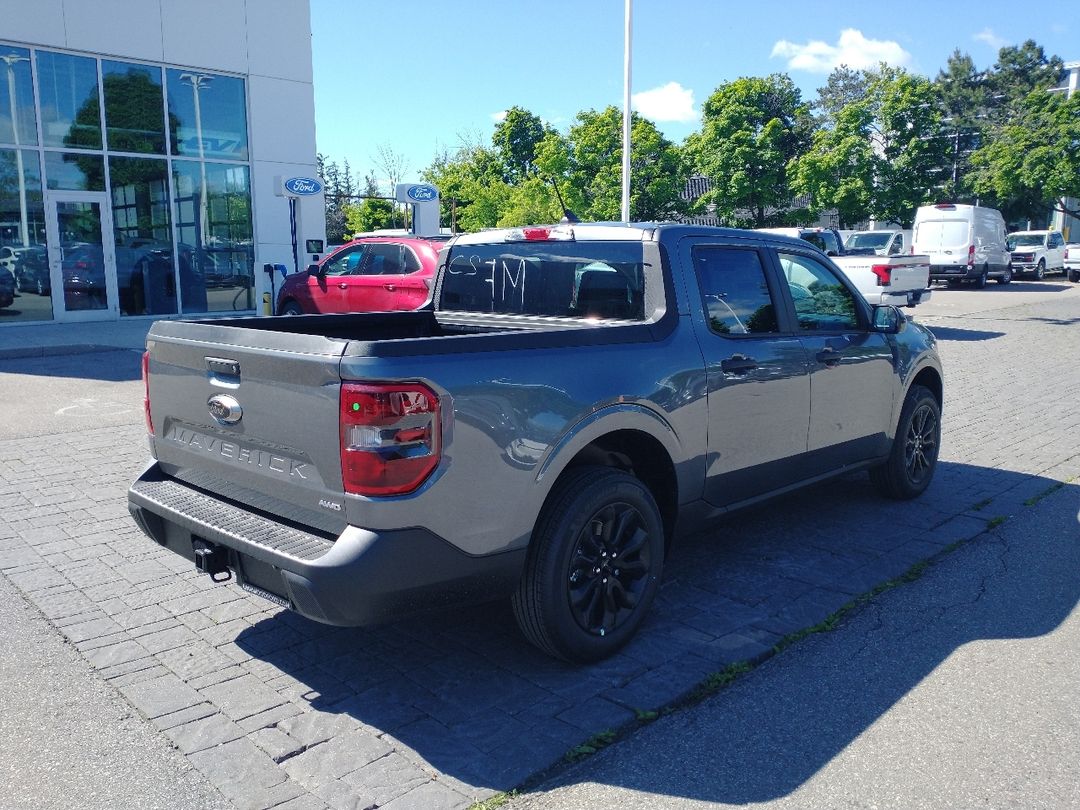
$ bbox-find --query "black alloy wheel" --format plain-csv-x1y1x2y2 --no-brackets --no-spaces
567,500,652,638
1035,259,1046,280
903,401,938,489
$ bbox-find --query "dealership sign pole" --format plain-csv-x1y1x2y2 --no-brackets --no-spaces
621,0,632,223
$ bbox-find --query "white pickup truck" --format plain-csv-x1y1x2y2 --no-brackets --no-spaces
755,228,931,308
831,253,932,309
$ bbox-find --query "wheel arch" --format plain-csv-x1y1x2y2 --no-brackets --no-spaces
535,407,684,551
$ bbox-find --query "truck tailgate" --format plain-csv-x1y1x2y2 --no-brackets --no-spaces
146,320,348,534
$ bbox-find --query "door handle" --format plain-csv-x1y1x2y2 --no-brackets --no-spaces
338,282,348,289
383,283,396,291
721,355,757,374
816,349,841,367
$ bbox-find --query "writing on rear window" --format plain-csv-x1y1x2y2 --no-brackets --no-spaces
441,242,646,320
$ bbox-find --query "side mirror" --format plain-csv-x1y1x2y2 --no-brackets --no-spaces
307,263,321,275
872,305,906,334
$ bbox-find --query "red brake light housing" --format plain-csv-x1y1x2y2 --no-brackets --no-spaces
340,382,441,496
141,350,153,436
967,244,976,267
870,264,892,286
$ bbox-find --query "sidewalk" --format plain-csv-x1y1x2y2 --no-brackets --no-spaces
0,317,158,359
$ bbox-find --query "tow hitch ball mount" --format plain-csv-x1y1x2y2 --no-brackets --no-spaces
193,539,232,583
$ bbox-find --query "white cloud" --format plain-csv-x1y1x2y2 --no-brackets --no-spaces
490,110,507,123
771,28,912,73
631,82,698,123
973,28,1008,49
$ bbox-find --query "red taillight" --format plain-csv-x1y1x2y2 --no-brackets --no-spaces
141,350,153,436
934,203,956,210
870,264,892,286
340,382,440,496
967,244,976,267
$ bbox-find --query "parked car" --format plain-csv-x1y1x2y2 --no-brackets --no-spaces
130,222,943,662
1006,230,1067,279
1065,243,1080,283
756,227,846,256
912,203,1011,287
845,229,913,257
61,243,108,309
275,236,442,315
0,261,14,308
10,245,50,295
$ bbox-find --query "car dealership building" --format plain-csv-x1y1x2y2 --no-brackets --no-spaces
0,0,324,325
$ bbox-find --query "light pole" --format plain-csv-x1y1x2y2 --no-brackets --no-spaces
2,52,30,247
179,73,212,244
620,0,632,223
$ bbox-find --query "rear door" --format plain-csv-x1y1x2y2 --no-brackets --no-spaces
679,237,812,506
773,249,895,470
348,242,409,311
147,322,349,533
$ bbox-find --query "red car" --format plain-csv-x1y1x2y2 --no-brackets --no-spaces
276,236,442,315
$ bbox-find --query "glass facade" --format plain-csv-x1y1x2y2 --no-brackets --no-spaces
0,43,254,323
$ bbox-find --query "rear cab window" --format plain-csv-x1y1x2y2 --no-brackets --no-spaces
439,241,646,320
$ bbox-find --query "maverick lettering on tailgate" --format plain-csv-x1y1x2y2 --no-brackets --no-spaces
165,426,309,479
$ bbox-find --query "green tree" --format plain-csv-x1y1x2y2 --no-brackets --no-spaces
865,66,951,225
789,101,875,227
932,50,991,199
986,40,1064,122
685,74,812,227
970,88,1080,224
344,173,395,234
423,141,511,232
493,106,549,183
814,65,868,125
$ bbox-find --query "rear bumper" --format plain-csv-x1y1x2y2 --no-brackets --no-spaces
874,288,932,308
127,462,525,626
929,265,978,280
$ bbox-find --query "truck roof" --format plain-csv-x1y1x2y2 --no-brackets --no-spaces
448,222,807,246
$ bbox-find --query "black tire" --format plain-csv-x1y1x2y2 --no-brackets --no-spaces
973,266,988,289
997,266,1012,285
1035,259,1045,280
1069,270,1079,283
280,300,303,315
870,385,941,500
512,466,665,663
946,279,961,288
35,276,46,296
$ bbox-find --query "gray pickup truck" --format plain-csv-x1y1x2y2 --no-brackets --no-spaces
129,223,943,662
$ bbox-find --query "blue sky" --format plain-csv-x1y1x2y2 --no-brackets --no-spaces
310,0,1075,188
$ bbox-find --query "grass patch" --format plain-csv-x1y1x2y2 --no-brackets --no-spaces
471,791,516,810
634,708,658,722
1024,482,1065,507
986,515,1007,530
565,729,617,762
971,497,993,511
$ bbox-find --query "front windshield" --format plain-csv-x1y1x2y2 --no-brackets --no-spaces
1007,234,1045,249
847,232,891,250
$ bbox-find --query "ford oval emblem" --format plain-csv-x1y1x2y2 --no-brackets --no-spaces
207,394,243,425
284,177,323,196
406,184,438,202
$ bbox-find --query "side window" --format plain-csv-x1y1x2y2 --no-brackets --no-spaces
403,247,422,273
819,231,840,256
321,245,364,276
1051,233,1063,248
777,252,860,331
362,244,403,275
889,234,903,255
693,246,778,335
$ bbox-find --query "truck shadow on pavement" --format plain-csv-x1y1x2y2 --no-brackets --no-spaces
231,462,1079,797
0,349,142,382
921,325,1005,342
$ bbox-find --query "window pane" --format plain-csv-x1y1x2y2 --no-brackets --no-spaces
322,245,364,276
166,70,248,160
0,147,51,321
778,252,859,331
172,160,253,312
441,242,645,319
103,61,166,154
43,151,105,190
110,157,176,316
37,51,102,149
692,247,777,335
0,47,38,146
362,243,403,275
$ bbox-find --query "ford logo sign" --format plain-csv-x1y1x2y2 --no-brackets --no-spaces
406,184,438,202
207,394,243,425
284,177,323,196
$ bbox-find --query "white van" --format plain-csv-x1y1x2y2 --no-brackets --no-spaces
845,229,913,257
912,204,1012,287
